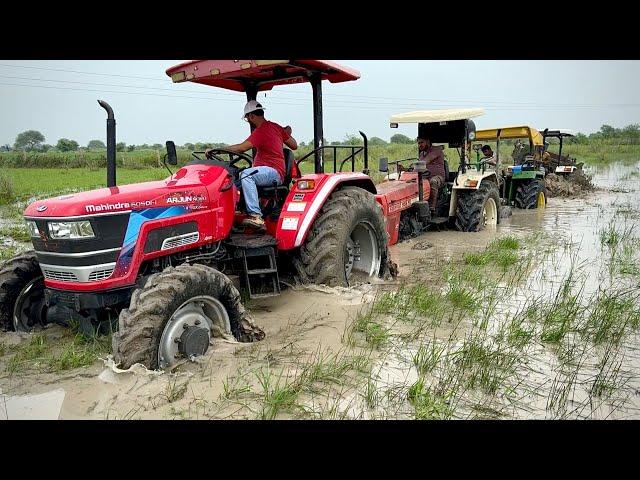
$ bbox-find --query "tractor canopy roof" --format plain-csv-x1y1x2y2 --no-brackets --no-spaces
389,108,484,125
475,126,544,146
541,128,576,138
165,60,360,92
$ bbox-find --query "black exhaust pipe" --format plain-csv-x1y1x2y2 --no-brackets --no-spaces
98,100,116,187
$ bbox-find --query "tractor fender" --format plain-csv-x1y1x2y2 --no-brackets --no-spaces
452,170,499,190
449,171,499,217
275,173,377,251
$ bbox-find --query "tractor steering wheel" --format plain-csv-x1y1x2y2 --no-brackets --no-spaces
204,148,253,169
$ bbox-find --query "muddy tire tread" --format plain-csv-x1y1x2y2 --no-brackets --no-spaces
112,263,263,369
455,182,501,232
0,250,40,331
515,179,547,209
293,187,389,287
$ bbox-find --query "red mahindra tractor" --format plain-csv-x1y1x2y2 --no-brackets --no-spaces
0,60,432,370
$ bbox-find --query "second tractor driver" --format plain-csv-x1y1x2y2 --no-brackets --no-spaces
399,136,446,215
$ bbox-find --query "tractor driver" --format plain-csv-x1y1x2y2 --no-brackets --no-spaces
207,100,298,230
417,136,446,215
481,145,498,167
396,136,445,214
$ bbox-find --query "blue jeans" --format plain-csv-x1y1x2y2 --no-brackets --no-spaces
241,166,282,215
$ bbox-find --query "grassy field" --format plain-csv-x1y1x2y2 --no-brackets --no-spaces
1,141,638,207
1,168,168,201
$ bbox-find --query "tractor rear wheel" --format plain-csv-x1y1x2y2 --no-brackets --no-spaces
455,182,501,232
515,179,547,209
112,263,264,370
294,186,388,287
0,251,47,332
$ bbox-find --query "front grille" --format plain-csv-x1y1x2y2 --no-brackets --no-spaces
40,262,116,283
88,267,115,281
42,269,78,282
161,232,199,250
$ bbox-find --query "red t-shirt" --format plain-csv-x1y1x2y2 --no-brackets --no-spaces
246,120,290,183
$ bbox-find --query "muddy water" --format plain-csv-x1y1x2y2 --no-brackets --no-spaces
1,162,639,419
0,285,378,419
369,161,640,419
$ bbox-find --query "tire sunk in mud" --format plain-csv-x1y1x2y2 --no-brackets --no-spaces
0,251,47,332
455,181,501,232
113,263,265,370
293,186,388,287
515,179,547,209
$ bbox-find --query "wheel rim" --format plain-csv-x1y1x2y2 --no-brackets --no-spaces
482,198,498,228
158,296,230,369
344,221,381,280
13,277,47,332
537,191,546,208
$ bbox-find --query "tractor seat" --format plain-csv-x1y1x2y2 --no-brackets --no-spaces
444,160,456,183
258,149,295,198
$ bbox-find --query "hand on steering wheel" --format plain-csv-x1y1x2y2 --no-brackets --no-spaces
204,148,253,168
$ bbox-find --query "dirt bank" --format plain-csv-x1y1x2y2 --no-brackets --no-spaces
545,170,595,197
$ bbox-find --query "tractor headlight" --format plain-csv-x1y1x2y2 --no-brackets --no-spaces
468,131,476,140
48,221,95,239
25,220,39,237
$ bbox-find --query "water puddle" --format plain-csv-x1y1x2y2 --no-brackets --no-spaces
0,388,66,419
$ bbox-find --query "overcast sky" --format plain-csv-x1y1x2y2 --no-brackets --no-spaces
0,60,638,147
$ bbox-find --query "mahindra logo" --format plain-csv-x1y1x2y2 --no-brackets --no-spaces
36,205,47,212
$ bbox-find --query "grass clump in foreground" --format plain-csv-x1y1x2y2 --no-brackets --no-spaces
349,310,391,349
0,173,16,205
599,220,636,250
247,348,371,420
581,289,640,345
449,333,519,395
463,235,521,271
0,246,20,261
407,377,454,420
0,225,31,243
5,329,111,375
5,334,49,374
412,339,446,375
373,284,448,324
45,333,112,372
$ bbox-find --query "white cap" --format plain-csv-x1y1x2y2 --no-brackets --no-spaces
243,100,265,119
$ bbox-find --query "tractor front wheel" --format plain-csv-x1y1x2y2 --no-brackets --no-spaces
455,182,501,232
0,251,47,332
112,264,264,370
294,187,388,287
515,179,547,209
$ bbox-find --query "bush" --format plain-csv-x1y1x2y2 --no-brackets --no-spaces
87,140,106,149
56,138,79,152
391,133,414,144
0,173,16,205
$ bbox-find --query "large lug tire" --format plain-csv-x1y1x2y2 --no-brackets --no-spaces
515,179,547,210
112,263,265,370
454,182,501,232
293,186,389,287
0,251,47,332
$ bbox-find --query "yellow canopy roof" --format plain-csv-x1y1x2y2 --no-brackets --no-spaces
475,126,544,146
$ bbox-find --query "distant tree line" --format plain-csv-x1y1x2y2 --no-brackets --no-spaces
4,124,640,154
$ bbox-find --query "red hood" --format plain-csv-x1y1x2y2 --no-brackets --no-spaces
24,164,228,218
